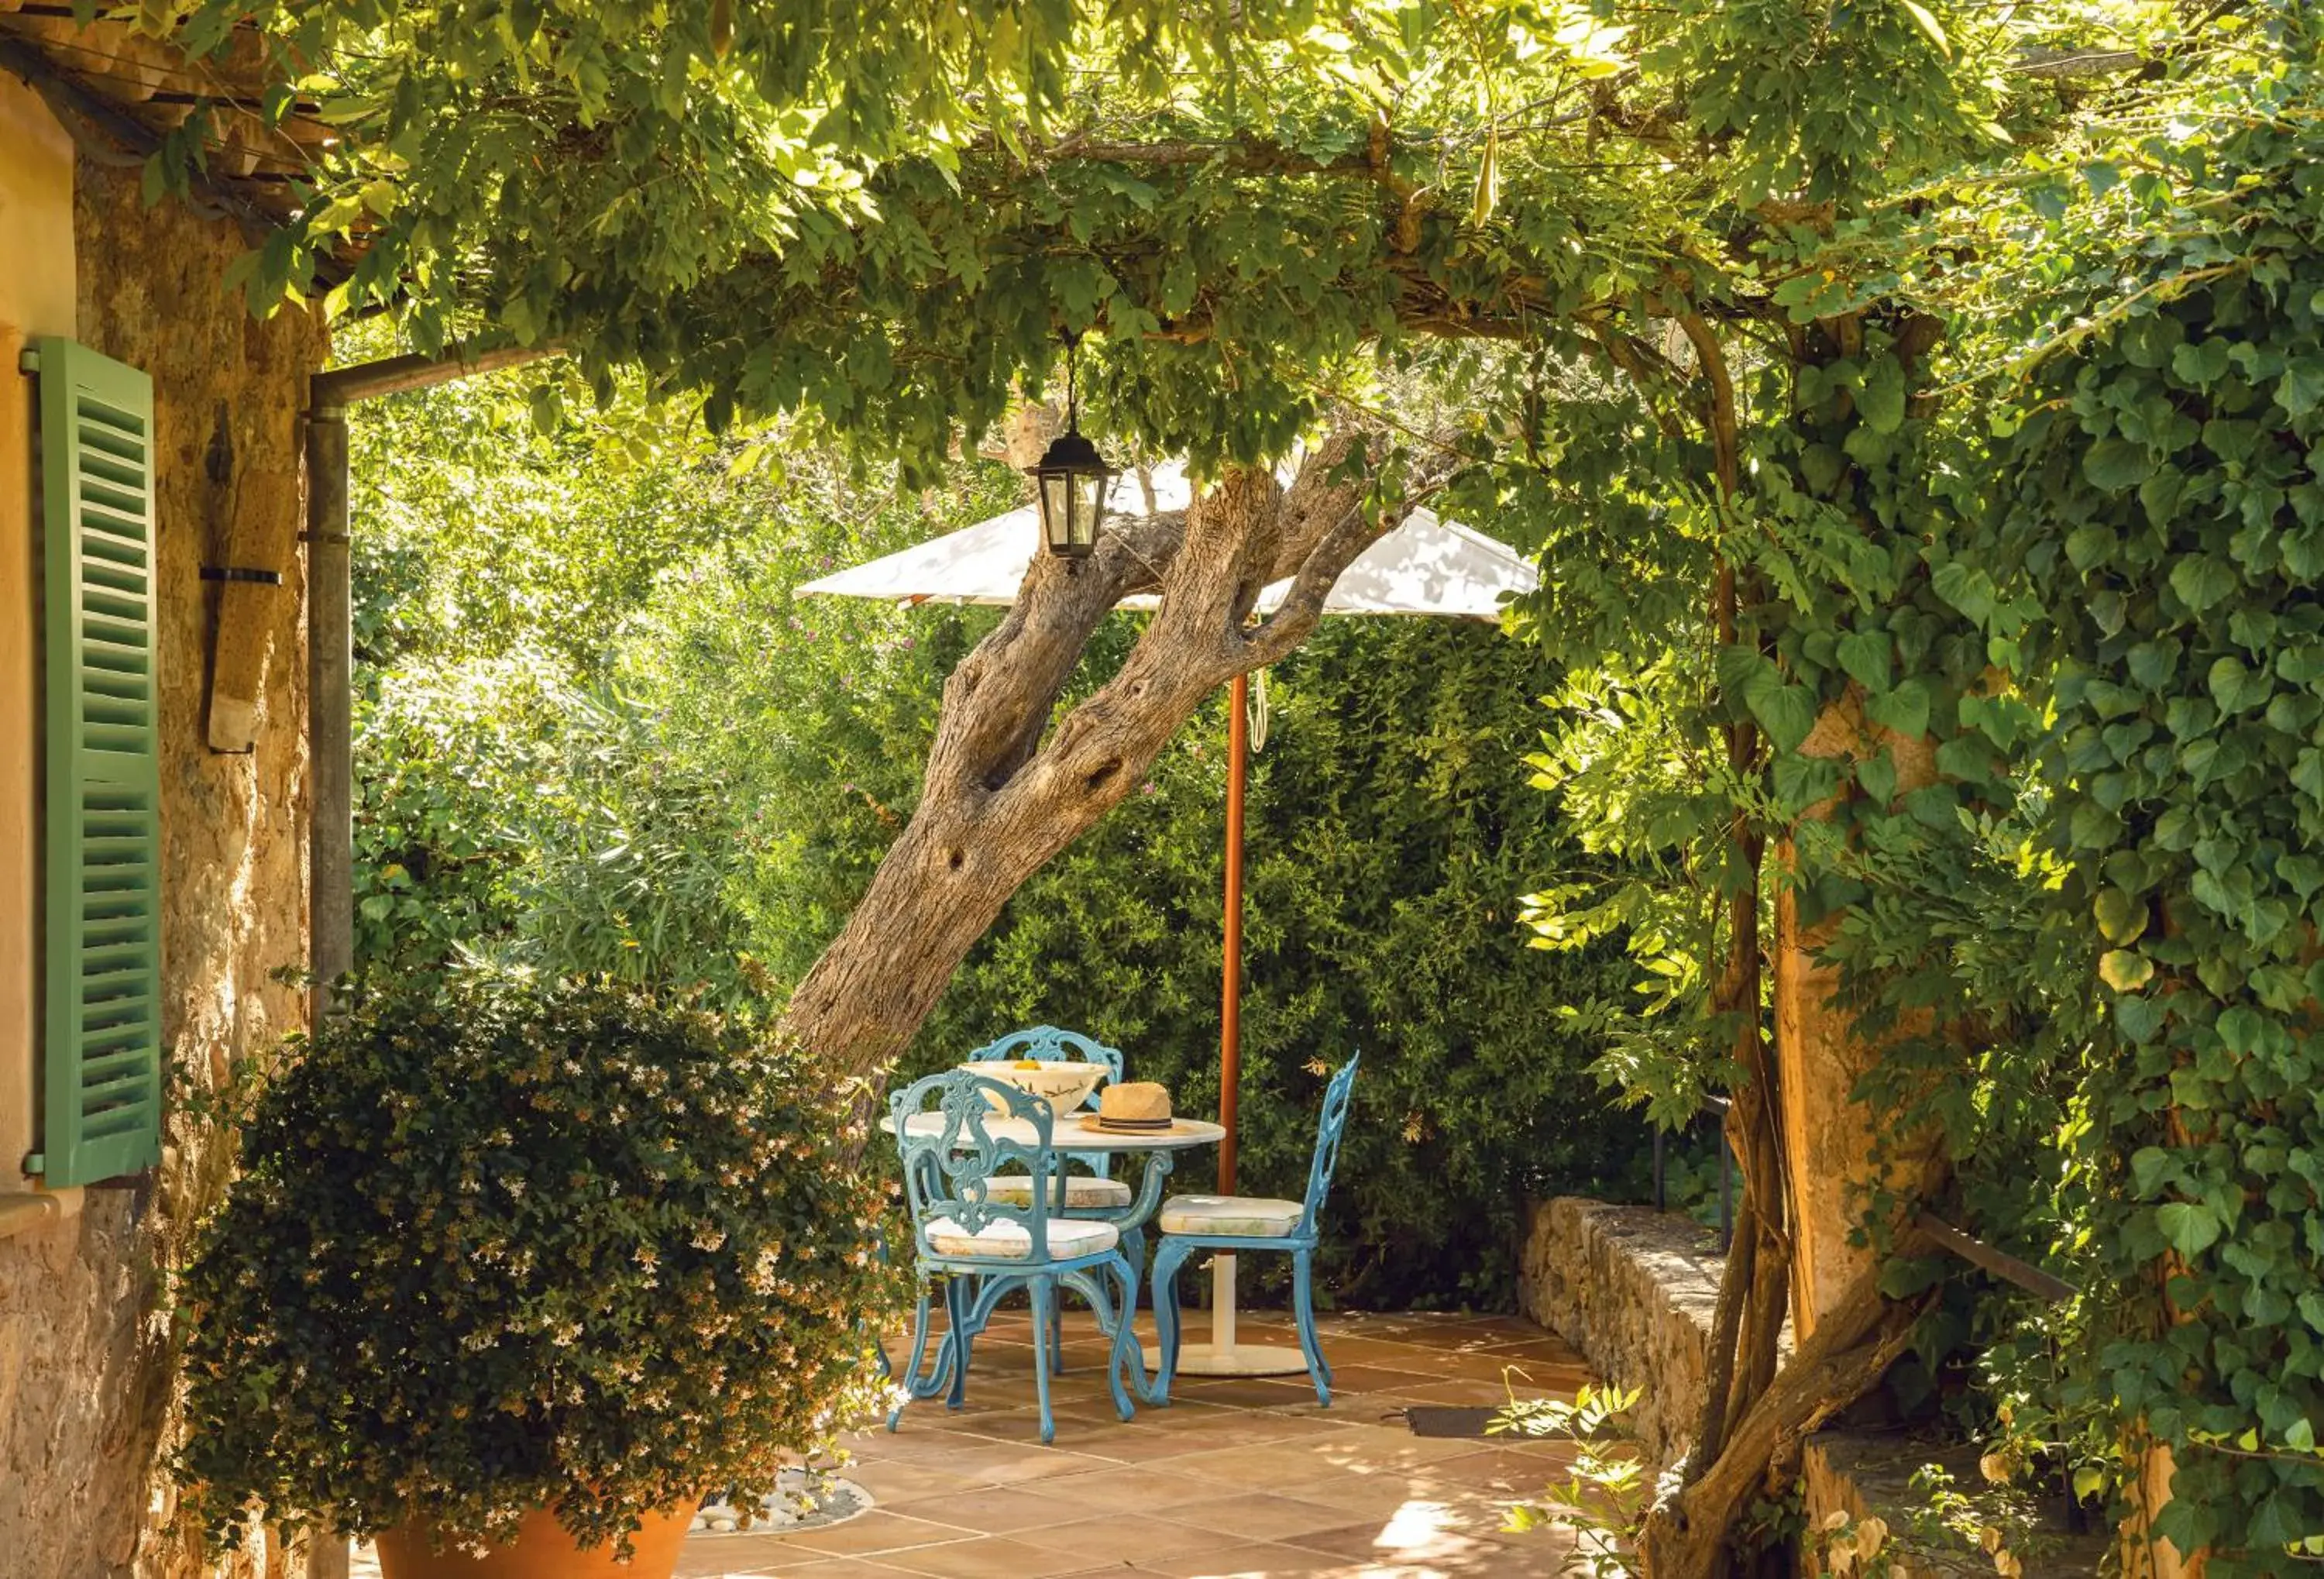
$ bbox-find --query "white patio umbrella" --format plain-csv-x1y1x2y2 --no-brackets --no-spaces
798,460,1535,620
799,459,1538,1374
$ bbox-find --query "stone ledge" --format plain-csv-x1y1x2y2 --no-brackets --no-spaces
1517,1196,1725,1467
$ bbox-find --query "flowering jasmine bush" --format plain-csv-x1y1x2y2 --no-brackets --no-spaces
175,968,900,1555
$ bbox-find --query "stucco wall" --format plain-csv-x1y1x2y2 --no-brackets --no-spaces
0,73,77,336
0,143,320,1579
0,69,76,1225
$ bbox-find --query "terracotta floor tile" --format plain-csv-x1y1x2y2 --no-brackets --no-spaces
1416,1352,1569,1387
1171,1378,1326,1409
1417,1447,1571,1494
1290,1513,1512,1567
1313,1366,1442,1395
842,1460,988,1502
1133,1542,1360,1577
847,1426,988,1464
1016,1512,1247,1565
876,1534,1115,1578
889,1484,1098,1535
783,1511,977,1558
674,1535,836,1575
1020,1464,1227,1512
1143,1412,1350,1450
944,1443,1131,1485
1148,1442,1366,1488
1276,1474,1450,1519
1161,1491,1370,1543
1376,1379,1523,1409
914,1403,1132,1445
1050,1419,1239,1464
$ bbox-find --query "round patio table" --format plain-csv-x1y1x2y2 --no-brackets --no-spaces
894,1109,1223,1232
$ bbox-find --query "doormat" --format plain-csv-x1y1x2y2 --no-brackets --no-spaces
691,1468,873,1536
1399,1405,1507,1439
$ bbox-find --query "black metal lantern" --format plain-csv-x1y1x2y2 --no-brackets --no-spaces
1027,336,1115,559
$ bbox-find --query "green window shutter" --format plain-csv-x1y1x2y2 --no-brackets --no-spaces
28,336,162,1189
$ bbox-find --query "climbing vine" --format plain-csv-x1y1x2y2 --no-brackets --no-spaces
1977,40,2324,1566
1514,4,2324,1570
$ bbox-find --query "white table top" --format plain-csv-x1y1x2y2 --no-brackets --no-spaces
897,1110,1225,1153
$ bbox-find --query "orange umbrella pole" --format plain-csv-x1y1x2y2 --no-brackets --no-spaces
1220,671,1247,1195
1185,670,1309,1378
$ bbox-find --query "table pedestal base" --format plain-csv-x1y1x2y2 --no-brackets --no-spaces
1173,1341,1309,1377
1172,1252,1313,1378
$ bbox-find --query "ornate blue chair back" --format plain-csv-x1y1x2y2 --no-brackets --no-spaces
890,1070,1061,1258
1298,1054,1361,1237
968,1026,1126,1097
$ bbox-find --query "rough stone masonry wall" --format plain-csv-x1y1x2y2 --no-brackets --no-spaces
0,154,320,1579
1518,1196,1727,1469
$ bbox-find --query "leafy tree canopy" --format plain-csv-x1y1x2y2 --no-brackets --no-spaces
174,0,2169,463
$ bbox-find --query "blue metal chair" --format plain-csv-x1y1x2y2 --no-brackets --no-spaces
969,1026,1136,1369
1147,1054,1360,1407
887,1069,1142,1443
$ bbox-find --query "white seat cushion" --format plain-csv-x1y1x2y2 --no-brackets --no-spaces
925,1213,1121,1261
982,1174,1135,1209
1157,1195,1305,1237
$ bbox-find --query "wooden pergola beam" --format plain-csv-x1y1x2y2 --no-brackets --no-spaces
311,342,556,406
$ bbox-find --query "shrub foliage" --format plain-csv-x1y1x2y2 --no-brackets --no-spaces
176,971,898,1552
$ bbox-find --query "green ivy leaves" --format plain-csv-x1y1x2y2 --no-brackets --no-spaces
1721,644,1819,752
1985,42,2324,1562
2157,1199,2223,1258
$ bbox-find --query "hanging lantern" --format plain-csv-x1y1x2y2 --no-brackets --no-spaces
1027,335,1115,559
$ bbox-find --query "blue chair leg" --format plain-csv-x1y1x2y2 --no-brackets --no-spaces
1051,1295,1066,1376
1108,1257,1144,1419
888,1280,938,1429
944,1276,974,1410
1147,1238,1198,1406
1029,1277,1058,1445
1121,1223,1147,1286
1291,1248,1331,1406
1063,1263,1137,1422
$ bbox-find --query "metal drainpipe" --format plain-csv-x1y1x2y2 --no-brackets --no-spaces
304,399,352,1023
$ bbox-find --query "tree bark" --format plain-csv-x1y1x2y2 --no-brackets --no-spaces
1638,1263,1923,1579
780,432,1422,1075
1679,312,1792,1510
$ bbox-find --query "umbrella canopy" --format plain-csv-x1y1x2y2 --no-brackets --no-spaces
796,460,1538,617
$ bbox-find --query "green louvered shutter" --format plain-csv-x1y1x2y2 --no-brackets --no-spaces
29,337,162,1188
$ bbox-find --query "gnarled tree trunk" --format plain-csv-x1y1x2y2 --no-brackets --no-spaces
1638,1262,1925,1579
780,431,1420,1076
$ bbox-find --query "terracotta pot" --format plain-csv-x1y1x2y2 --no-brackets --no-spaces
374,1503,696,1579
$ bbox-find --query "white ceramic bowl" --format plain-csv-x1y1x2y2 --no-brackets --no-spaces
960,1060,1108,1122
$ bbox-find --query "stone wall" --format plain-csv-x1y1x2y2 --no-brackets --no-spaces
1517,1195,1728,1469
0,151,321,1579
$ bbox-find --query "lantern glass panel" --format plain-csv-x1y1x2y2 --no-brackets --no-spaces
1040,472,1074,552
1071,471,1105,549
